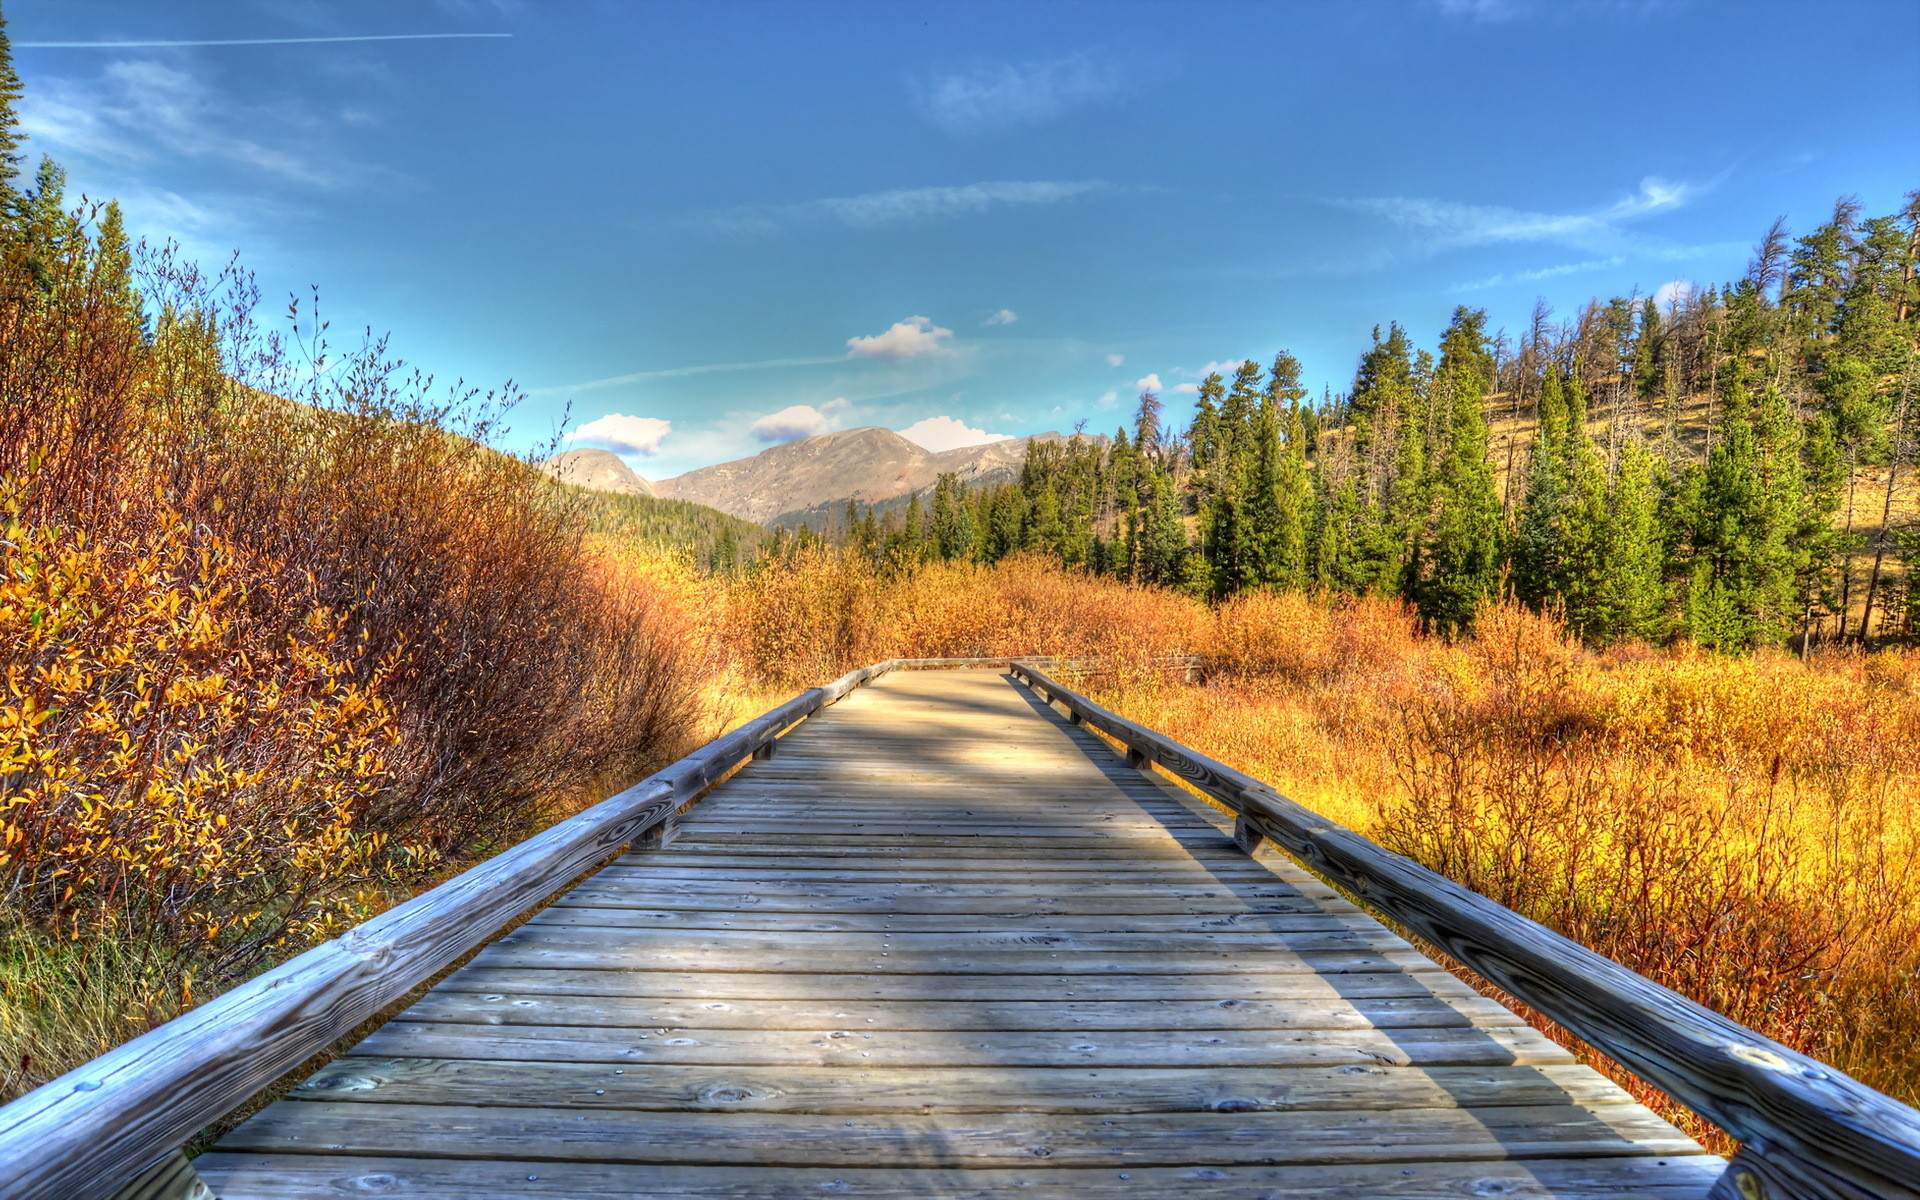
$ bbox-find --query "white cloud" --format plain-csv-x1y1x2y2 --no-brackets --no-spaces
1134,374,1164,393
1653,278,1696,311
821,396,851,414
847,316,955,359
1096,390,1119,408
750,404,841,443
697,180,1109,236
1194,359,1247,377
1173,383,1201,394
566,413,672,457
1105,353,1125,367
1349,177,1696,256
984,309,1018,326
899,416,1011,453
918,54,1121,133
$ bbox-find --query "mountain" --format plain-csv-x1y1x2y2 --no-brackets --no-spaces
652,427,1081,525
542,448,654,497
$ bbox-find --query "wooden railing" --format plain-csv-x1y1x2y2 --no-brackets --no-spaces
1008,662,1920,1200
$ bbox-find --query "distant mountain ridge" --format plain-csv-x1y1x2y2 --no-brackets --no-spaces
541,448,655,497
645,427,1083,525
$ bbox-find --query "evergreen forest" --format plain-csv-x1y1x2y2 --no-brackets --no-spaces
800,200,1920,651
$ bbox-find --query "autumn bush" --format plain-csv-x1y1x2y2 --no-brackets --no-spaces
724,548,1205,689
0,212,708,1101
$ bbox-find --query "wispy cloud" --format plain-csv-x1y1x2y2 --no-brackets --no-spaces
695,180,1109,237
1432,0,1527,21
24,58,343,184
917,54,1121,133
984,309,1018,326
530,354,846,396
1350,176,1696,255
1105,353,1125,368
1454,256,1626,291
17,34,510,48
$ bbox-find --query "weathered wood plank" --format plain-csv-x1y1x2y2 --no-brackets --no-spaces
490,925,1414,955
215,1102,1705,1167
436,966,1492,1003
466,941,1433,975
192,1153,1730,1200
547,891,1341,915
288,1057,1621,1113
530,908,1377,933
394,990,1527,1030
347,1020,1573,1068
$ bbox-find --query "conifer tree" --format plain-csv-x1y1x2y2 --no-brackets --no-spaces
1512,368,1570,607
1600,440,1668,641
1419,308,1504,632
0,11,24,225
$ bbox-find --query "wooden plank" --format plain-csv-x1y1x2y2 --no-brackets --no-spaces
214,1102,1705,1167
675,832,1239,852
1009,664,1920,1199
436,966,1495,1003
589,864,1330,885
547,891,1341,916
288,1057,1621,1113
491,925,1414,955
531,908,1378,933
0,659,916,1200
638,840,1253,861
193,1152,1730,1199
393,990,1528,1031
465,941,1434,976
346,1020,1570,1068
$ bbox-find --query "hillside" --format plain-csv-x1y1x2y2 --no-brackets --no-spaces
650,427,1083,524
574,488,767,567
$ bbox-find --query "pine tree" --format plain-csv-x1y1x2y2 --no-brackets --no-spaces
1512,368,1570,608
1419,308,1504,632
0,10,25,225
1600,440,1668,641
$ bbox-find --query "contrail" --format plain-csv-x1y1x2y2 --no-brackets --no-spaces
17,33,512,48
531,356,849,397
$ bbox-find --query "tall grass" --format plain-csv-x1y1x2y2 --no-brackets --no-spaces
722,551,1920,1140
0,218,709,1100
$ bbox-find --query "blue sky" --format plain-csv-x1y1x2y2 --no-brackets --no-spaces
9,0,1918,480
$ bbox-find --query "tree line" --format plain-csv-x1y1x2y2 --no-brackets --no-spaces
786,196,1920,649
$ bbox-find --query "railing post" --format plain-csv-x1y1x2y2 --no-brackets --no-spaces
107,1152,210,1200
1232,814,1263,855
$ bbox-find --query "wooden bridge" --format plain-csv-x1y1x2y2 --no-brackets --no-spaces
2,663,1917,1199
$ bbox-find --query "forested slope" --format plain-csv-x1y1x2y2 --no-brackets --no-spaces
817,197,1920,650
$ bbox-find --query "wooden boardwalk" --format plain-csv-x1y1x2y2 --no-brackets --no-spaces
194,669,1722,1198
